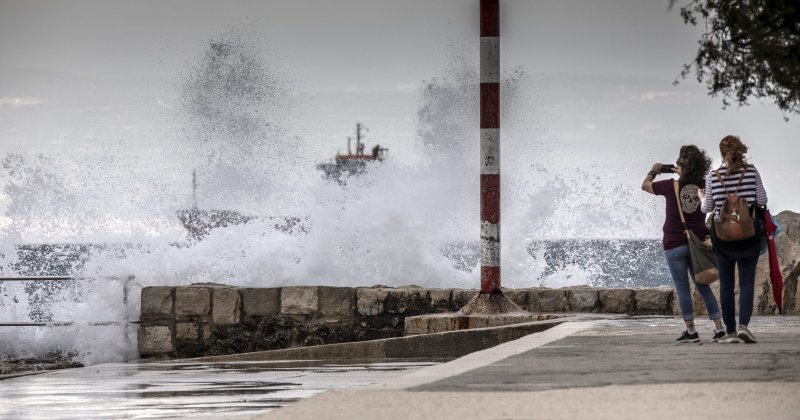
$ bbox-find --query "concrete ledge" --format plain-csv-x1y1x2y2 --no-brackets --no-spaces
404,313,563,335
185,317,569,363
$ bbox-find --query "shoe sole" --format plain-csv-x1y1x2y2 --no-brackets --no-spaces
738,333,757,344
677,339,701,343
721,338,740,343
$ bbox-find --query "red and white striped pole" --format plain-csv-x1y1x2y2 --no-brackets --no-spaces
480,0,500,294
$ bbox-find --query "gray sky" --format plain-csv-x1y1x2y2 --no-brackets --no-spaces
1,0,701,90
1,0,798,220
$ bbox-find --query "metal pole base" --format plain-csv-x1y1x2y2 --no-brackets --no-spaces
458,290,525,315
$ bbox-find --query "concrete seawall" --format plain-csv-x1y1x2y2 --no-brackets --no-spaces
138,284,676,358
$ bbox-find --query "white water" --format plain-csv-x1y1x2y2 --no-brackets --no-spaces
0,33,663,365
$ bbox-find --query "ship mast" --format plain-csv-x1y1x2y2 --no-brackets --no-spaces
355,122,368,155
192,168,197,208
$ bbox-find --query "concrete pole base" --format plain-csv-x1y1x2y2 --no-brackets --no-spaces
458,290,524,315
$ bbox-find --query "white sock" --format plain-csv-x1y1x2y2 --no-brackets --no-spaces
687,327,696,334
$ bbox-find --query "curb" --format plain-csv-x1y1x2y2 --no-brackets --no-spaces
172,316,572,363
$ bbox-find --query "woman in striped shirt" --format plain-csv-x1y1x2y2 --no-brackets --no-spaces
700,135,768,344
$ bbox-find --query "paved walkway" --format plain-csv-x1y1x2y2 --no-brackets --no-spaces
261,316,800,419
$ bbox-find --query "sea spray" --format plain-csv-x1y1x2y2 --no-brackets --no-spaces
177,33,304,214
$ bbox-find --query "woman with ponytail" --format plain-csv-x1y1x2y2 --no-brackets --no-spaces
701,135,768,343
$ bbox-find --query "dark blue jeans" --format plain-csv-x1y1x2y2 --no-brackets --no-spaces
715,251,759,334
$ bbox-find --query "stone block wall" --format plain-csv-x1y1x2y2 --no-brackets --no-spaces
138,284,675,359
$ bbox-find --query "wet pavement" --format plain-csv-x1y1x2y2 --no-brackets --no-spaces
5,316,799,419
0,359,437,419
414,316,800,392
263,316,800,420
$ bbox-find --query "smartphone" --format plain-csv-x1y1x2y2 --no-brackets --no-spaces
660,164,676,174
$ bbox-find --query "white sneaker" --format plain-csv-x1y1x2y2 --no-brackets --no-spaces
737,325,758,343
719,333,740,343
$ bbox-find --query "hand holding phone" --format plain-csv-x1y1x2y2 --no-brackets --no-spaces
660,164,676,174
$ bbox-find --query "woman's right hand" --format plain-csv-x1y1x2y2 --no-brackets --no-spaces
642,164,660,194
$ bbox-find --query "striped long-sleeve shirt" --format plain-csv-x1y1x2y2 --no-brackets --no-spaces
700,164,768,214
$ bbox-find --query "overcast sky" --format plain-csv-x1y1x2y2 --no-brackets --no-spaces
1,0,706,91
1,0,798,217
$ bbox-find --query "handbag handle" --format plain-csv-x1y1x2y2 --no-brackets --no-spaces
672,180,689,236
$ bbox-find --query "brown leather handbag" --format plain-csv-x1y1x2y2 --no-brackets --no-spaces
714,169,756,242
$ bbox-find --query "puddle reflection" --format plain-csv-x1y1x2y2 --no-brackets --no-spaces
0,360,438,418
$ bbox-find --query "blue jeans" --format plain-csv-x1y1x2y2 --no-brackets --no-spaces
665,245,721,322
716,251,758,334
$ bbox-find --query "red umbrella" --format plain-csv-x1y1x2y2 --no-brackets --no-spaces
763,209,783,314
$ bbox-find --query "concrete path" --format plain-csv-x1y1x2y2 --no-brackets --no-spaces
260,316,800,419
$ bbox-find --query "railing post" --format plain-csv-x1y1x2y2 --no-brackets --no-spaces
123,275,132,348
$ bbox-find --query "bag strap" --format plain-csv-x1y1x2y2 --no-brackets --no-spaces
673,181,689,237
715,167,747,197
